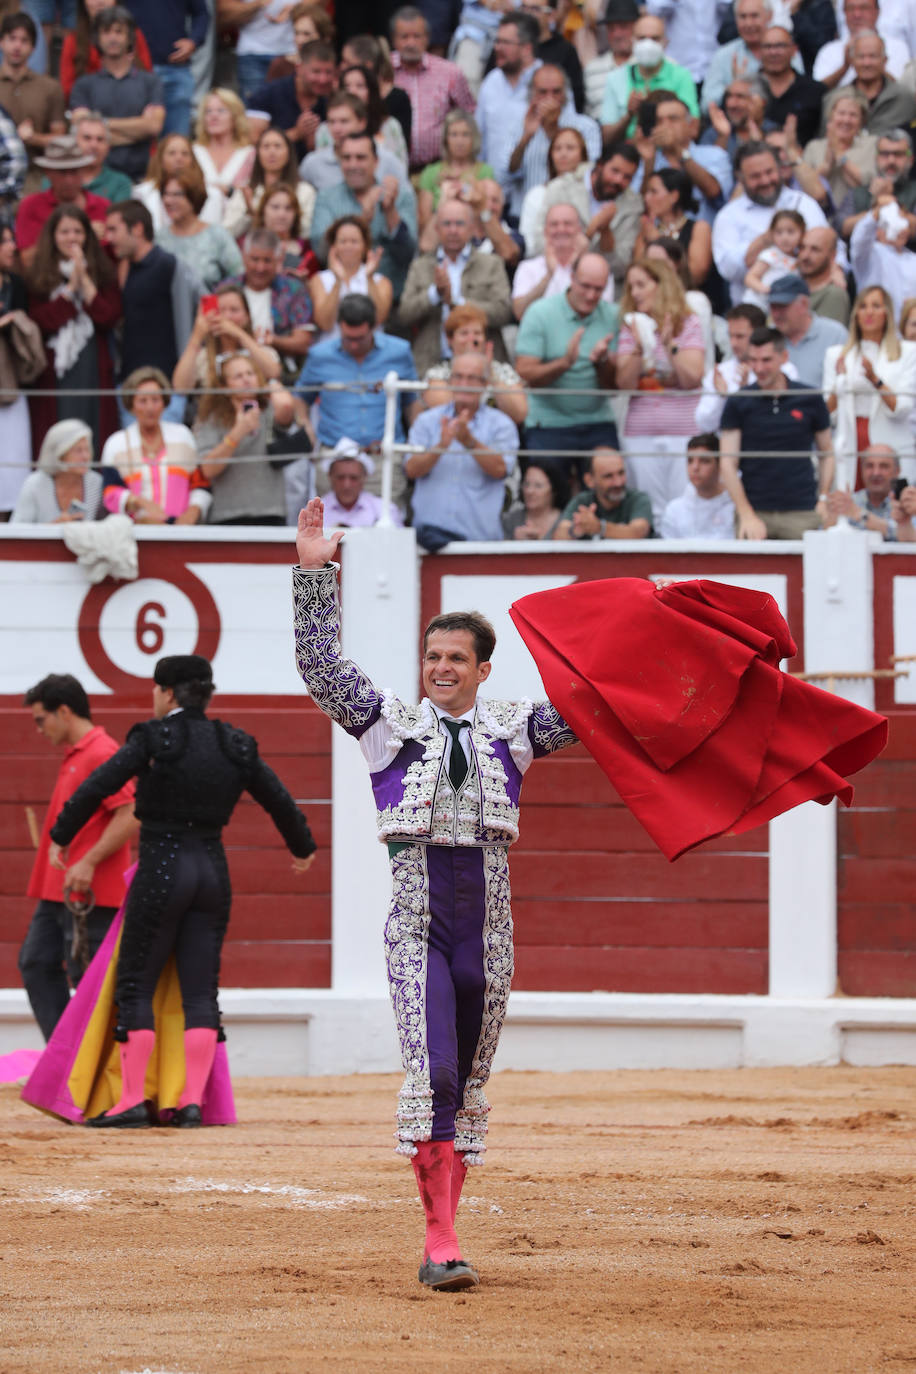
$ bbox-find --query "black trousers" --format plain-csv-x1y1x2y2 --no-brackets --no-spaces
114,832,231,1035
19,899,119,1041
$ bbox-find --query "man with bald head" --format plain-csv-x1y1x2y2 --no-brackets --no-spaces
399,196,512,375
515,250,619,481
405,350,519,548
823,445,915,541
797,228,850,324
758,25,825,145
850,30,916,134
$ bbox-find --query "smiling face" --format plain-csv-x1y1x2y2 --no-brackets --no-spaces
521,464,554,512
827,96,863,144
330,221,368,268
53,213,86,258
422,629,491,714
856,287,887,339
216,289,249,328
342,67,369,102
625,265,657,314
585,449,627,507
62,435,92,472
162,178,192,223
543,203,581,258
740,149,782,206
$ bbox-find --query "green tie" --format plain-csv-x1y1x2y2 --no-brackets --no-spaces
443,718,470,790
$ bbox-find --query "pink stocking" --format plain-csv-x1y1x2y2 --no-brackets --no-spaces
108,1029,156,1115
451,1150,468,1226
411,1140,463,1263
179,1028,218,1108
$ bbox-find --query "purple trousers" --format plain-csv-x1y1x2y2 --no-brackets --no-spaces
385,842,513,1166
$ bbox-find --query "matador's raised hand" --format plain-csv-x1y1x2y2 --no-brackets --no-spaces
297,498,345,570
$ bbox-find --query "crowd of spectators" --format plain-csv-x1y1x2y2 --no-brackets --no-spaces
0,0,914,544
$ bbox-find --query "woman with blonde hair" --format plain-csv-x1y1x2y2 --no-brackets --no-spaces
823,284,916,486
133,134,224,230
803,89,876,207
614,257,706,525
194,352,297,526
193,89,255,200
417,111,493,235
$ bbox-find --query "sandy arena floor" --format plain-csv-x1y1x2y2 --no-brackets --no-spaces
3,1067,916,1374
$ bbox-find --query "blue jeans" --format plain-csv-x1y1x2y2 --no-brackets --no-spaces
155,61,194,137
236,53,274,108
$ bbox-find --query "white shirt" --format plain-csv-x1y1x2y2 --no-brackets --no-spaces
813,34,911,84
357,700,476,774
244,286,273,333
476,61,541,168
512,255,614,303
712,188,828,302
850,213,916,327
659,484,736,539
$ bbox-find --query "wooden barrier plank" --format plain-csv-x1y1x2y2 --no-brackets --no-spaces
223,802,331,849
220,941,331,988
513,945,767,994
510,851,768,901
847,764,916,809
838,858,916,905
838,951,916,998
224,847,330,893
229,894,330,941
512,899,767,947
837,905,916,951
516,808,767,854
837,811,916,859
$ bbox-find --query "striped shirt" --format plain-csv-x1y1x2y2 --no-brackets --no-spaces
619,313,706,437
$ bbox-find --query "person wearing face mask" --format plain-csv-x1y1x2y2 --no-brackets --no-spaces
599,13,698,147
642,0,724,87
584,0,639,121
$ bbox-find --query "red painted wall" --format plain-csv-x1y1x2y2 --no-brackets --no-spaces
0,695,332,989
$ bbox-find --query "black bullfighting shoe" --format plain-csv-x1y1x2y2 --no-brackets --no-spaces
170,1104,203,1128
418,1258,480,1291
85,1102,153,1128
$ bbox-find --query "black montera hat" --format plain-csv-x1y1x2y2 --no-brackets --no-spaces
603,0,639,22
154,654,214,688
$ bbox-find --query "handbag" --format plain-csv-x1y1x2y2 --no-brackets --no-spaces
0,310,47,405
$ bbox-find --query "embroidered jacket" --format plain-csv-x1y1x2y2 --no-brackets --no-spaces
293,564,576,846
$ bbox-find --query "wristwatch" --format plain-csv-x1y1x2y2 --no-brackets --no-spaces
479,209,492,224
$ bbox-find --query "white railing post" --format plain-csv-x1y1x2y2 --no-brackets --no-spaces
379,369,399,528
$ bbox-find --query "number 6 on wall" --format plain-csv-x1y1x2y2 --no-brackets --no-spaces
136,601,166,655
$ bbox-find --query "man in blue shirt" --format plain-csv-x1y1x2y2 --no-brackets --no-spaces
296,294,420,511
719,325,834,540
406,350,518,549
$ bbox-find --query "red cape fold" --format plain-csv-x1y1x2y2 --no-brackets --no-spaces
509,577,888,861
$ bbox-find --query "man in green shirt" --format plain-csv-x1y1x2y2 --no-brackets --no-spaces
74,112,132,203
599,13,699,143
553,447,653,539
515,251,619,482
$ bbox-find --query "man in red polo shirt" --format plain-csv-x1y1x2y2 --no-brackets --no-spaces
14,134,110,270
19,673,136,1040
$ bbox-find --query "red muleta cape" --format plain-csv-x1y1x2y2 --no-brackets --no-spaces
509,577,888,862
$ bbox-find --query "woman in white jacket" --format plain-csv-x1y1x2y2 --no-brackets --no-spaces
822,285,916,489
